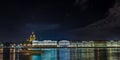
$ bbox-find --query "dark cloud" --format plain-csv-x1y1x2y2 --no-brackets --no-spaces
70,3,120,40
0,0,116,41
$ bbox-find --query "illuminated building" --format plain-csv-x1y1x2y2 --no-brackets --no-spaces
58,40,70,47
70,41,77,47
4,39,120,60
32,40,57,47
28,32,37,42
24,32,120,60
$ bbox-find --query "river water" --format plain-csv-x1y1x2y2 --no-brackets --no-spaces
0,48,120,60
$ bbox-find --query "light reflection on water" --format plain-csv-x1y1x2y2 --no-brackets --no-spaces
1,48,120,60
32,55,41,60
59,48,70,60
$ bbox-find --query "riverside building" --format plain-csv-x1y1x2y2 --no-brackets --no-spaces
22,32,120,60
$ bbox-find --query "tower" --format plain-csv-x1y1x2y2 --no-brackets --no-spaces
29,32,37,42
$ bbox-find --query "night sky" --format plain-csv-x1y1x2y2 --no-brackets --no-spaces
0,0,116,42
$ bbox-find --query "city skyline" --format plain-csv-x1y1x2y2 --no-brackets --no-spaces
0,0,120,60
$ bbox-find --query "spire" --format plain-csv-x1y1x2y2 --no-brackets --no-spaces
32,32,34,35
29,32,37,42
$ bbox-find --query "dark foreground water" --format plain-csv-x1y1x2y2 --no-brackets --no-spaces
1,48,120,60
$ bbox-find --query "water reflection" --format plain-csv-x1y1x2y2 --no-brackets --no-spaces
59,48,70,60
31,48,57,60
32,55,41,60
3,48,10,60
1,48,120,60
